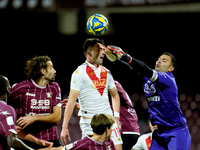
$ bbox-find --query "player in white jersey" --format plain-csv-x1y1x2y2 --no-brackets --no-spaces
61,38,122,150
132,120,157,150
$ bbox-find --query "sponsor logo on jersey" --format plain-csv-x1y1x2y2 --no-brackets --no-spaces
86,66,108,96
91,79,107,89
26,92,35,97
30,99,50,109
144,80,156,95
128,108,136,115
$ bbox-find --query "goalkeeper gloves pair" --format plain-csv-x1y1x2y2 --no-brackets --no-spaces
105,45,132,63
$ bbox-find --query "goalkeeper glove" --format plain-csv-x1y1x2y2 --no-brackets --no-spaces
105,46,117,62
106,45,132,63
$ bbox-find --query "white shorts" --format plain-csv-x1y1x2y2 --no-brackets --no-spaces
79,117,123,145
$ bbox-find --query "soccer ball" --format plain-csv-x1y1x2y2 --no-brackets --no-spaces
87,14,109,36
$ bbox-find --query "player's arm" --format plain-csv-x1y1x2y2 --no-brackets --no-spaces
109,87,121,128
106,45,155,80
7,131,33,150
17,105,61,129
60,90,79,145
16,126,53,148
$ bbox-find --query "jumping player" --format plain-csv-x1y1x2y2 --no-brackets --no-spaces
105,46,191,150
8,56,62,149
39,114,116,150
60,38,123,150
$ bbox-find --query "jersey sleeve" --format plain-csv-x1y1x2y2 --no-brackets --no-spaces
70,68,83,93
107,72,116,91
8,83,22,108
52,82,62,107
0,106,17,138
150,70,173,87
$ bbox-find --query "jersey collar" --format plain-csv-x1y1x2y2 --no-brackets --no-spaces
31,79,47,89
85,60,101,70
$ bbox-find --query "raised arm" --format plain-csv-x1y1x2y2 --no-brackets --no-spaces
106,45,154,79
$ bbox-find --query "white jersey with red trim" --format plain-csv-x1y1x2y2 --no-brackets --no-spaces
132,132,152,150
70,61,116,118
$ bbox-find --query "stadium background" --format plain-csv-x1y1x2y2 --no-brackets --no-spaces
1,0,200,149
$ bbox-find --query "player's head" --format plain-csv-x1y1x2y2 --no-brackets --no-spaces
91,114,115,139
83,38,106,67
0,75,11,102
24,56,56,82
155,52,177,72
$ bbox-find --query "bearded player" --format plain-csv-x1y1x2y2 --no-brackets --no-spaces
105,46,191,150
60,38,123,150
8,56,62,149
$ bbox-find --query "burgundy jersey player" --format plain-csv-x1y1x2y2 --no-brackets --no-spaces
0,75,33,150
8,56,62,149
110,80,140,150
38,114,116,150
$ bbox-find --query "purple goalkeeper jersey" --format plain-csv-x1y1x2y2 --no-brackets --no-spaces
142,71,186,128
0,101,17,150
63,136,116,150
110,80,140,134
9,79,62,141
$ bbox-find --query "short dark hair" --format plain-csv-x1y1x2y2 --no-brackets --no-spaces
24,56,51,80
0,75,8,96
83,38,105,57
91,114,115,135
162,52,177,69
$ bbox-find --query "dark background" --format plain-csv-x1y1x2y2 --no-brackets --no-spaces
1,0,200,149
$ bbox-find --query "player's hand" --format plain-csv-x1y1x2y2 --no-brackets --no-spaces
114,117,121,130
36,139,53,148
105,46,117,62
60,127,71,146
62,98,80,110
107,45,125,59
107,45,132,63
17,116,36,129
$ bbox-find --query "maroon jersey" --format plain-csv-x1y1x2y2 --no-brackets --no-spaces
64,136,116,150
9,79,62,141
110,81,140,134
0,101,17,150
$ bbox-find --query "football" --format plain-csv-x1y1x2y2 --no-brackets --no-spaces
87,14,109,36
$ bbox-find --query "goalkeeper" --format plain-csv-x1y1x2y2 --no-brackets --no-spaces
105,46,191,150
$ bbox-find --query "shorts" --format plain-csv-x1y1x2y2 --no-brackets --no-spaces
150,124,191,150
121,134,139,150
80,117,123,145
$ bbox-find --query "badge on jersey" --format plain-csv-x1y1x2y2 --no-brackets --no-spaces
6,116,14,126
46,92,53,99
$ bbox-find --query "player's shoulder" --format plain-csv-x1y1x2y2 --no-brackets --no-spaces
65,136,90,149
101,65,111,73
156,71,174,79
11,79,31,91
0,102,15,115
49,81,60,87
72,63,87,75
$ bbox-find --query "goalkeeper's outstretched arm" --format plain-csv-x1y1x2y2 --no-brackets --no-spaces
106,45,154,79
